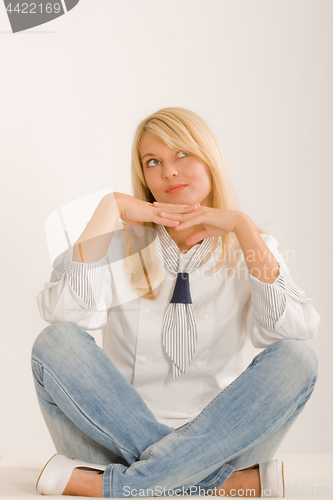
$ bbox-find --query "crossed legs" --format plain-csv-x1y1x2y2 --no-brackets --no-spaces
31,322,318,497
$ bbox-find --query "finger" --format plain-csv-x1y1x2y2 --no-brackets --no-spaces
157,211,187,221
161,209,204,223
175,213,204,231
157,208,204,221
154,216,180,227
153,202,200,212
153,201,196,207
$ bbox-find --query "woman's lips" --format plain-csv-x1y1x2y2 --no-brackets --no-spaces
166,184,187,194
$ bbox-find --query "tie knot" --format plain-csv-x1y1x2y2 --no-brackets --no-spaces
170,273,192,304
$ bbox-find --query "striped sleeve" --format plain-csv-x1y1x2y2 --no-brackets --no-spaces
248,235,313,331
50,247,109,308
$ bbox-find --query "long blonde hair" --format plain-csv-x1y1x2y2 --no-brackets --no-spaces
122,107,266,299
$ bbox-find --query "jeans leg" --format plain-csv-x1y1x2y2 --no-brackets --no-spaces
226,406,305,472
31,322,174,466
35,387,128,465
227,339,318,472
102,339,318,497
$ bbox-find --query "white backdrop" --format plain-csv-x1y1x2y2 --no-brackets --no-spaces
0,0,332,457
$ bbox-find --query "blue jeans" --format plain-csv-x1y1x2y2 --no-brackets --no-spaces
31,322,318,498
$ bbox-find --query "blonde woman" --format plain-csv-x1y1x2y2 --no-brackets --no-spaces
32,107,319,497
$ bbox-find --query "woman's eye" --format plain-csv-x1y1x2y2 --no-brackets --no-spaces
146,152,187,167
177,151,187,158
147,158,160,167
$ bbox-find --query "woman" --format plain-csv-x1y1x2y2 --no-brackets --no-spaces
32,107,320,497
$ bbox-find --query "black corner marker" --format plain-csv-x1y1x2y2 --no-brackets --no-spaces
64,0,79,12
3,0,80,33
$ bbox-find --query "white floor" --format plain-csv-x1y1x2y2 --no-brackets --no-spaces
0,453,332,499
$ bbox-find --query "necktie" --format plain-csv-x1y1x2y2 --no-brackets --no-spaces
155,225,222,379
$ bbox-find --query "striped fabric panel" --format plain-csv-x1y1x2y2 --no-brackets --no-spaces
273,268,313,303
162,303,197,378
249,265,313,330
187,237,216,273
50,248,71,283
250,280,287,331
50,247,109,308
155,225,179,272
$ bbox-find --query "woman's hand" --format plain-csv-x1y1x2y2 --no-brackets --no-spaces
152,202,244,245
114,193,200,234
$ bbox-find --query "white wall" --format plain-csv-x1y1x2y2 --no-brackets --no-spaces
0,0,332,456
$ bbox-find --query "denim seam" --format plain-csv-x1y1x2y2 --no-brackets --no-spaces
199,463,233,489
251,350,265,366
139,341,311,466
180,340,311,438
178,356,263,437
138,433,184,467
33,388,58,406
32,359,60,406
174,359,302,465
103,463,115,498
283,367,318,423
242,401,298,450
203,401,299,469
32,358,137,460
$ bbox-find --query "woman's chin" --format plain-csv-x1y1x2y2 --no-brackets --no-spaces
167,194,199,205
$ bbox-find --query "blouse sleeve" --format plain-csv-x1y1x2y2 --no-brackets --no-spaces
246,234,320,347
36,246,112,331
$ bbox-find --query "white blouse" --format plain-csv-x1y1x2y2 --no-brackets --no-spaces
36,230,320,430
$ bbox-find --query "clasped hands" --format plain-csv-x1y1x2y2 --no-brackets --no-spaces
115,193,246,246
151,201,244,246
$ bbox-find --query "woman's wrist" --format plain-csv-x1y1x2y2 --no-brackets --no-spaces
233,212,252,236
233,213,280,283
72,193,122,263
102,192,123,218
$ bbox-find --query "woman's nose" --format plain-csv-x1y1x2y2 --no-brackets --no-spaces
162,161,178,179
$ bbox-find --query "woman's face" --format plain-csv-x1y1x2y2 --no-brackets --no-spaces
139,133,212,206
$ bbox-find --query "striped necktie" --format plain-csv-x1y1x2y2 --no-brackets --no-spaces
155,225,222,379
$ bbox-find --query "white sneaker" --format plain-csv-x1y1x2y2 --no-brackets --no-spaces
36,453,107,495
